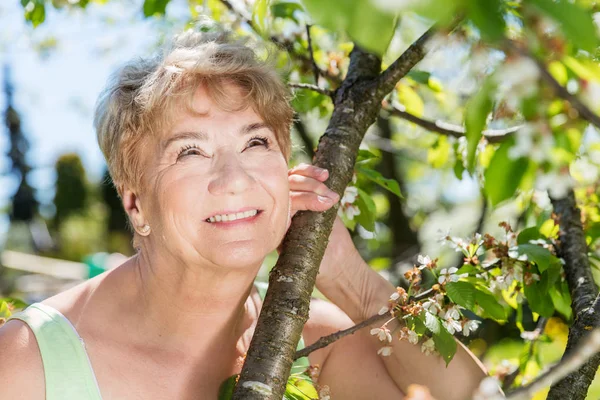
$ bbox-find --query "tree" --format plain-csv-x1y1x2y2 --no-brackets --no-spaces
3,64,38,223
100,169,133,255
24,1,600,399
53,153,88,227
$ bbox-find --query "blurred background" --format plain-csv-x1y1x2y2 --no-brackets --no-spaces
1,0,599,397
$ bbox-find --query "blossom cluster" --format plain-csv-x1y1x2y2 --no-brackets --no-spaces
369,220,565,365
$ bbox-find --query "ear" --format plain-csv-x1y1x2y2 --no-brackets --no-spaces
122,189,148,235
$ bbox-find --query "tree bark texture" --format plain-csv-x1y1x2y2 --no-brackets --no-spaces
547,191,600,400
232,30,432,400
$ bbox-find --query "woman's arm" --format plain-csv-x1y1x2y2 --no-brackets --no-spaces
315,225,488,399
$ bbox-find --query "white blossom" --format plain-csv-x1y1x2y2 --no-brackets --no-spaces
438,267,467,284
417,255,432,270
421,338,436,356
377,346,393,356
341,185,358,205
508,247,528,262
378,306,390,315
462,320,481,337
473,377,503,400
443,318,462,335
495,57,540,111
536,171,575,199
370,327,392,343
407,330,419,345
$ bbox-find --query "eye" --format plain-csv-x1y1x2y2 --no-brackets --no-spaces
245,135,270,150
177,144,208,160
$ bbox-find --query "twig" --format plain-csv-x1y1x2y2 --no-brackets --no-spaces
219,0,341,86
508,41,600,129
502,317,548,391
293,115,315,160
306,24,320,84
295,289,434,360
288,82,333,96
384,106,519,144
498,324,600,400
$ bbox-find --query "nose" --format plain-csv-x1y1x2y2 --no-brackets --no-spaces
207,151,255,196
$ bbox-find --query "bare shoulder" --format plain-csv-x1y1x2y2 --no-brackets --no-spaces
0,320,45,399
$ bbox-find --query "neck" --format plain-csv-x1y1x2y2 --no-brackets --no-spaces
126,245,263,355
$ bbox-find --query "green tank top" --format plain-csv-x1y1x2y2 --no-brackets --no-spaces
7,282,310,400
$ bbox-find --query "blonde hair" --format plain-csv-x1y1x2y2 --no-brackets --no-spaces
94,30,293,196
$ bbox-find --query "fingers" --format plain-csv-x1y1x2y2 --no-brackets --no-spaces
290,191,338,214
288,174,339,199
288,163,329,181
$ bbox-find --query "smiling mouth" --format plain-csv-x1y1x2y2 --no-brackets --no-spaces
205,209,263,223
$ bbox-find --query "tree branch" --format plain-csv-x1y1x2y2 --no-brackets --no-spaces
546,190,600,400
305,24,319,84
288,82,334,96
292,115,315,160
500,299,600,400
233,33,435,398
384,106,519,144
219,0,341,86
508,42,600,129
295,289,435,360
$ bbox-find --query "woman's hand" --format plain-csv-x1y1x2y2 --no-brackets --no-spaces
287,164,364,290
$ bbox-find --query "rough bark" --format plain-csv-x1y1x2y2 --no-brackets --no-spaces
547,191,600,400
232,29,434,399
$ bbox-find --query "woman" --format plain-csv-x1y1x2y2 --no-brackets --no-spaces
0,31,486,399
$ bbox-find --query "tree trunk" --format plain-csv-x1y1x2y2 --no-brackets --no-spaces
233,29,433,399
547,191,600,400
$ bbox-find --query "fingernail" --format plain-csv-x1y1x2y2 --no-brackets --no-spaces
328,190,340,201
319,168,329,176
318,195,333,203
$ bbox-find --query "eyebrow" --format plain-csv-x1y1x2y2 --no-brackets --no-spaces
161,122,271,152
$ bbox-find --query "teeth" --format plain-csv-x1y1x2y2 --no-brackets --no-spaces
207,209,258,223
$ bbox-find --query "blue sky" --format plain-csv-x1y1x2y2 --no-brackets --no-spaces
0,1,183,213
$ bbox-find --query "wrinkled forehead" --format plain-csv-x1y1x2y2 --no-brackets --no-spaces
155,80,255,137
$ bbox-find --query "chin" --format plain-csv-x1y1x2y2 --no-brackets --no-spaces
208,242,271,270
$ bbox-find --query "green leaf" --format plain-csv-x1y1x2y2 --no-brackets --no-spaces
466,0,506,42
252,0,271,34
407,70,431,84
218,375,237,400
0,297,28,310
517,227,544,245
143,0,171,16
272,1,304,23
355,187,376,232
529,0,599,53
465,78,495,173
484,137,530,206
407,315,427,335
356,149,380,164
302,0,396,56
446,281,476,310
475,287,507,320
355,165,402,197
21,0,45,27
397,84,424,117
285,376,319,400
524,279,555,317
433,324,457,366
515,244,560,273
549,280,572,320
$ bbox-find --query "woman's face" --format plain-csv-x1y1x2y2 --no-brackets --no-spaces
139,84,290,269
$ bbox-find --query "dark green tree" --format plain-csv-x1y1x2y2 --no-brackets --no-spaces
53,153,88,227
3,65,38,223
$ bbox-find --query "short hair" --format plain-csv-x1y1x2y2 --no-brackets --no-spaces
93,30,293,196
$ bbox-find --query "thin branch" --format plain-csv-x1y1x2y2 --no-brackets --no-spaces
293,115,315,160
288,82,334,96
377,28,435,98
498,301,600,400
306,24,320,84
384,106,519,144
508,41,600,129
219,0,341,86
295,289,434,360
